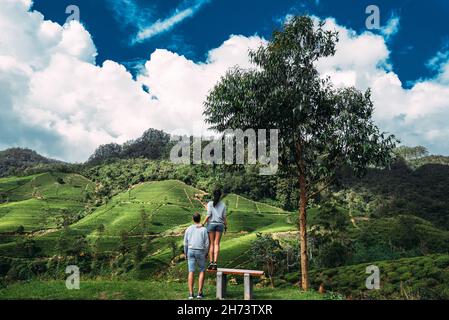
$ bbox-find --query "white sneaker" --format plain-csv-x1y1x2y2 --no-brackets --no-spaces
196,293,204,299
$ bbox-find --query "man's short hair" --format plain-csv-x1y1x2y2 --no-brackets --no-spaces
193,212,201,223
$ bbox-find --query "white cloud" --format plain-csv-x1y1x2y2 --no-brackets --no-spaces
107,0,210,44
137,35,265,136
427,46,449,85
381,14,400,40
1,1,449,162
107,0,154,29
135,0,209,43
317,17,449,155
0,1,264,162
316,18,391,89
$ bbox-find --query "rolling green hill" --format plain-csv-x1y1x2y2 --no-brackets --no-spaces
0,173,93,233
0,177,293,266
66,181,291,262
71,180,206,237
68,180,293,242
0,171,448,300
0,175,39,195
0,175,300,300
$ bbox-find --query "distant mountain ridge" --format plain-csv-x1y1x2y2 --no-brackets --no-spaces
86,128,173,165
4,128,449,170
0,148,60,177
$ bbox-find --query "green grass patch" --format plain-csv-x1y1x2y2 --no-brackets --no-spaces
0,279,331,300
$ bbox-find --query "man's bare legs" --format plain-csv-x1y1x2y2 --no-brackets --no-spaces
188,271,194,295
188,271,206,296
198,271,205,294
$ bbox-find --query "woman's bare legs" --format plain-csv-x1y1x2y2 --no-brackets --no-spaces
208,231,215,263
213,231,222,263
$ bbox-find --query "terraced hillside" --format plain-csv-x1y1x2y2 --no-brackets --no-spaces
1,172,448,300
0,176,293,269
71,181,293,269
66,181,293,242
71,180,206,237
0,173,93,233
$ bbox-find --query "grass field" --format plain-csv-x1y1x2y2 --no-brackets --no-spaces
0,279,331,300
0,175,39,195
0,173,93,233
223,193,286,214
0,172,92,202
0,199,84,232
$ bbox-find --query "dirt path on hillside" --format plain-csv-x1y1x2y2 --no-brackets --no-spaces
29,228,59,237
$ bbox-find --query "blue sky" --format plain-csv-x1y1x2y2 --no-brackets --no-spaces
31,0,449,85
0,0,448,162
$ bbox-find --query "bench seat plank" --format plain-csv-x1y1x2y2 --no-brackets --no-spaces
209,268,264,276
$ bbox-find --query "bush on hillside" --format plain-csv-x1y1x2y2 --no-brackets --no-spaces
250,233,286,287
293,254,449,299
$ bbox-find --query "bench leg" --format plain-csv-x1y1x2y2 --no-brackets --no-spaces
244,273,253,300
216,272,227,300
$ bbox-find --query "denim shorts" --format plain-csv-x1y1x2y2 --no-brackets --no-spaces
187,249,206,272
207,223,224,233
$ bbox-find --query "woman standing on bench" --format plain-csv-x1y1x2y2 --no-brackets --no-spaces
202,188,227,270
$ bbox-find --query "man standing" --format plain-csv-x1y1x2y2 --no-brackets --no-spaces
184,212,209,299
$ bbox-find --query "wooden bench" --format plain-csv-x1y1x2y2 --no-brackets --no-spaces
208,268,264,300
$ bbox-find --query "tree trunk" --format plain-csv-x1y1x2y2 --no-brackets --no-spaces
296,142,309,291
299,170,309,290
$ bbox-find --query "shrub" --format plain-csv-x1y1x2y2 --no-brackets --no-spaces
317,242,351,268
250,233,285,287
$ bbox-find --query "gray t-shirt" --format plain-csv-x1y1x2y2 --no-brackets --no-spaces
207,201,227,225
184,224,209,254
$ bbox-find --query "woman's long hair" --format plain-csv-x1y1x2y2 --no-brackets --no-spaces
212,189,222,207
